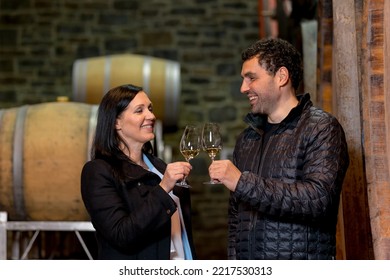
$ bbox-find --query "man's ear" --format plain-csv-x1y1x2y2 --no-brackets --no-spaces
277,66,289,87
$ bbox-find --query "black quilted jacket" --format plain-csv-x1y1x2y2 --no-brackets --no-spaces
81,154,196,259
228,93,349,260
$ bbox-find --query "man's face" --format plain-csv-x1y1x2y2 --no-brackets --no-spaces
240,56,280,116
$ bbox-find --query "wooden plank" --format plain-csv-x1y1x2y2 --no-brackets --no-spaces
361,0,390,260
316,0,333,112
332,0,373,259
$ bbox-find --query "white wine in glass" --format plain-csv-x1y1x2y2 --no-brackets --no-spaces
176,125,201,188
202,122,222,184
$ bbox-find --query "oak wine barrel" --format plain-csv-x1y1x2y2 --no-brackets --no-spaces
72,54,180,129
0,102,98,221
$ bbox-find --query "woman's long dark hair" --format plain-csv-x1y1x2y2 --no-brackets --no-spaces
91,84,153,179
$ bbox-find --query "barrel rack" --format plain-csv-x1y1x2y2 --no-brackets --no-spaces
0,211,95,260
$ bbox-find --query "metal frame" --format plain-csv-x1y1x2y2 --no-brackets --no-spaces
0,211,95,260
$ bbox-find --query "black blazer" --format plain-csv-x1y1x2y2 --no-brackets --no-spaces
81,154,196,259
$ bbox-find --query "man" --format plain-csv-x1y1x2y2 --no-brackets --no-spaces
209,38,349,259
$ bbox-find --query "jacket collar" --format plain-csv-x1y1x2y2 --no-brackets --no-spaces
121,153,166,181
244,93,312,130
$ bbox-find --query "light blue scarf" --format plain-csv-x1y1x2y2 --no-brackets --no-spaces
143,154,193,260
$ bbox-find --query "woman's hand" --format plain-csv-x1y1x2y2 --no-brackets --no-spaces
160,161,192,192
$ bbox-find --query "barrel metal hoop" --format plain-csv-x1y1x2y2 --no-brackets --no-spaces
13,105,28,220
165,61,180,127
0,109,4,124
103,56,112,98
142,56,151,94
72,59,87,102
87,105,99,162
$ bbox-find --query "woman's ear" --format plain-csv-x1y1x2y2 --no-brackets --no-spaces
115,118,121,130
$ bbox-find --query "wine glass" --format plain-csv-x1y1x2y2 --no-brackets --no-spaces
176,125,201,188
202,122,223,184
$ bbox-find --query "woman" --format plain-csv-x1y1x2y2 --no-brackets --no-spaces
81,84,196,260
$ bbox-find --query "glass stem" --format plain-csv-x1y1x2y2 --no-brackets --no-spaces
209,157,214,181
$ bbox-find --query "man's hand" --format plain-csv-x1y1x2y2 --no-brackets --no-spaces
209,160,241,191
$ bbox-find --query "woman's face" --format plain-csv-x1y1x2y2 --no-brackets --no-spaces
115,91,156,149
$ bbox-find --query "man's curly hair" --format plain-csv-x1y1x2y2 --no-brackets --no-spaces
241,38,303,91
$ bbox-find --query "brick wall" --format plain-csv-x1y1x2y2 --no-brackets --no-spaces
0,0,259,259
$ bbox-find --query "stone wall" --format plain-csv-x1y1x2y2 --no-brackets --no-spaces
0,0,259,259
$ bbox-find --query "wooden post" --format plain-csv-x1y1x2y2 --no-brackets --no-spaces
258,0,278,38
332,0,373,259
317,0,347,259
316,0,333,112
360,0,390,259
